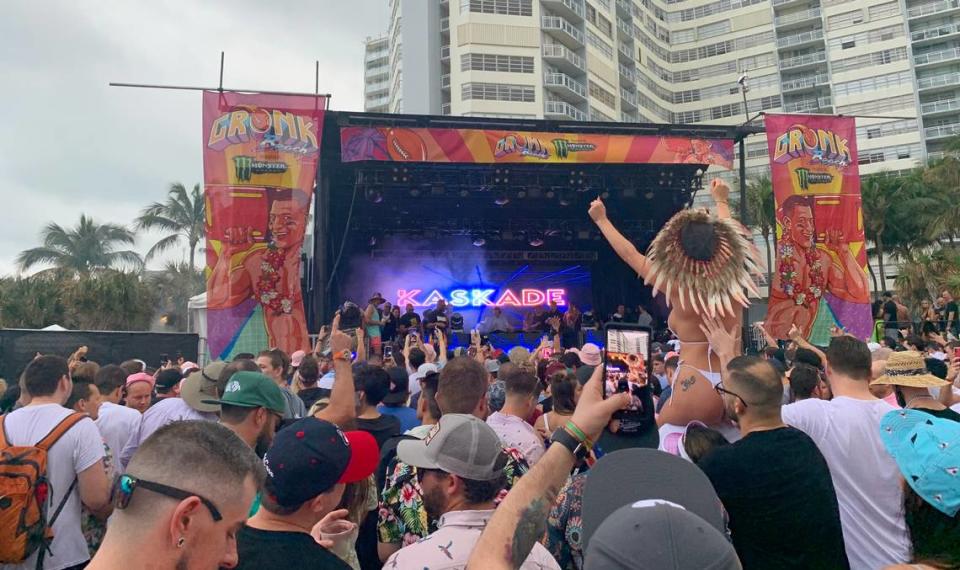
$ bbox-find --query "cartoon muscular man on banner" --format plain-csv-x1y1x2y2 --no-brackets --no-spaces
766,194,869,339
207,190,310,353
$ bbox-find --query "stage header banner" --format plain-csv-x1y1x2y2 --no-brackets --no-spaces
340,126,734,169
202,91,325,360
763,114,872,344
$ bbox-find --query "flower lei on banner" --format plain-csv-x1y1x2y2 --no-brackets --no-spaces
255,245,293,315
778,242,825,306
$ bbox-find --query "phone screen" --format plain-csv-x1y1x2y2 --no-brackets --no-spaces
604,326,651,413
384,345,393,359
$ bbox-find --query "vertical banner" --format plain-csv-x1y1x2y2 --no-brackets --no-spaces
202,92,325,360
763,115,872,344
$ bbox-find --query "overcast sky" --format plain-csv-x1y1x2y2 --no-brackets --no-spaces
0,0,387,276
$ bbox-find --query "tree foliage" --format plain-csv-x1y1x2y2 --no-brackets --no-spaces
16,215,142,275
134,182,205,268
148,261,205,332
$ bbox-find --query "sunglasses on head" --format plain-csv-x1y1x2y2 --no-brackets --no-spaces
114,474,222,521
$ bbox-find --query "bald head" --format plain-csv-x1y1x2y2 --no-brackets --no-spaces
726,356,784,416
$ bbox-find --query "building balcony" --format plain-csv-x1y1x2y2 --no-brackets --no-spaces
777,28,825,49
542,0,585,22
911,22,960,44
617,18,633,40
616,0,631,17
542,43,586,75
545,100,587,121
441,74,450,90
543,16,585,49
619,63,636,83
914,46,960,66
922,98,960,115
441,45,450,60
925,122,960,139
917,71,960,90
441,103,451,115
772,0,806,8
774,7,822,29
783,96,832,113
441,17,449,33
908,0,960,20
620,88,638,109
621,111,638,123
544,72,588,101
618,42,634,60
781,73,830,92
779,50,827,71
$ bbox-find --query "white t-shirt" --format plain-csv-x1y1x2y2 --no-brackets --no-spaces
95,402,141,478
782,396,910,570
487,411,545,466
1,404,105,570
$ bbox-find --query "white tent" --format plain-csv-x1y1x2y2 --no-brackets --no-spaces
41,324,68,331
188,293,208,364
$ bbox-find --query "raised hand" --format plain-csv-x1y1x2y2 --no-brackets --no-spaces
698,317,739,359
710,178,730,204
588,197,607,223
570,365,631,442
329,330,352,355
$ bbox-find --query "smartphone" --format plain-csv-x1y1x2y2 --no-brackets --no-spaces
384,345,393,359
160,353,170,367
603,324,652,413
954,346,960,361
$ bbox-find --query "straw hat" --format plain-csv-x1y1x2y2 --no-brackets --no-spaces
871,351,949,388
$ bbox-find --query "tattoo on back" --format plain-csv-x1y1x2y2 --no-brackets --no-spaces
681,376,696,391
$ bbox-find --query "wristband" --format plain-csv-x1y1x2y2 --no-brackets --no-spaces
565,420,592,448
551,428,590,461
333,349,352,362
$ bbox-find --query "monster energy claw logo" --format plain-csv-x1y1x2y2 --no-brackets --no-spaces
794,168,834,191
552,139,597,159
233,156,289,182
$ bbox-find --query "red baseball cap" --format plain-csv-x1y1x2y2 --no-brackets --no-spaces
338,430,380,484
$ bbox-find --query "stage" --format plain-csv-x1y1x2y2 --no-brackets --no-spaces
304,112,751,331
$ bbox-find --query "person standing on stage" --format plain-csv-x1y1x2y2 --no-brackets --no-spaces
398,303,422,338
479,307,515,335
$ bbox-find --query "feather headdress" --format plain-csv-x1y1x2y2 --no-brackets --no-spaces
644,208,763,318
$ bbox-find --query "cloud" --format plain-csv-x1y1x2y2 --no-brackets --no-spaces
0,0,387,275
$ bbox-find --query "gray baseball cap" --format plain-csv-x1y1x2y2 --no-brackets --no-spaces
585,502,740,570
397,413,505,481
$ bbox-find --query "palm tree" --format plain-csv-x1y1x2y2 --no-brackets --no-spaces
861,174,894,294
135,183,205,268
17,215,142,274
744,175,776,288
148,261,205,331
923,155,960,244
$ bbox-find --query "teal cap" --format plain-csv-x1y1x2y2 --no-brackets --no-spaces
203,371,286,416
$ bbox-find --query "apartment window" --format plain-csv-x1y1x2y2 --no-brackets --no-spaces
461,0,532,16
739,52,777,72
586,3,596,22
461,53,535,73
838,94,914,115
832,47,908,74
868,1,899,20
587,29,614,58
859,151,885,165
461,82,535,102
698,20,730,40
675,110,702,124
589,106,616,121
828,9,863,30
834,71,913,96
672,28,696,43
674,88,701,103
636,92,672,121
589,80,617,108
841,38,856,49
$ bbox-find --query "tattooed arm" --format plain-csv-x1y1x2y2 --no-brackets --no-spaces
467,366,629,569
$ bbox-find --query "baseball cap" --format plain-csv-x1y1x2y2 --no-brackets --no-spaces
290,350,306,368
381,367,411,406
264,418,379,508
397,413,505,481
154,369,183,393
486,380,506,413
578,343,602,367
125,372,155,389
202,371,286,416
582,449,725,548
584,502,739,570
180,361,228,413
880,409,960,516
484,359,501,374
409,363,439,391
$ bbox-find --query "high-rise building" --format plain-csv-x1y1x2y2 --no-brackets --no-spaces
363,36,390,113
364,0,956,188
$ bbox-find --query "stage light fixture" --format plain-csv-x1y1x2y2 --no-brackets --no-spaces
494,191,510,206
559,189,575,206
517,189,527,199
368,235,378,247
503,230,515,240
644,191,656,200
364,186,384,204
600,190,610,199
459,189,470,197
410,188,421,197
546,189,556,199
529,235,544,247
623,187,637,198
528,186,542,198
472,236,486,247
577,229,591,240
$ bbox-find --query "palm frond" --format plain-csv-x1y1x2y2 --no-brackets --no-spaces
145,234,184,261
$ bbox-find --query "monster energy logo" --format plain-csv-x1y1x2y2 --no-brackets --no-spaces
552,139,596,159
233,156,288,182
794,168,834,191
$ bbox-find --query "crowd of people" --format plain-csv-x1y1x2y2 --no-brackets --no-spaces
1,179,959,570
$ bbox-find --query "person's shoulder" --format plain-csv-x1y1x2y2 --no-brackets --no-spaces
528,541,563,569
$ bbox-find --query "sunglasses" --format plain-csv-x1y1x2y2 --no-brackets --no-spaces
115,474,223,521
714,381,749,409
415,467,447,484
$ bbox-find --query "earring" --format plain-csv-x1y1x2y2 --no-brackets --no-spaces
177,537,185,549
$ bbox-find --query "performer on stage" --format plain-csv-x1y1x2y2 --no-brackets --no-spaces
589,178,762,444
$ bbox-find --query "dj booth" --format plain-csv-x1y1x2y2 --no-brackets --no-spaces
445,330,604,351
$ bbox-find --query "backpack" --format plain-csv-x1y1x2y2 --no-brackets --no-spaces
376,434,417,492
0,412,86,565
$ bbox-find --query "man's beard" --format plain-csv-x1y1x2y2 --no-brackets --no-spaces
254,426,273,459
422,484,447,523
724,400,739,424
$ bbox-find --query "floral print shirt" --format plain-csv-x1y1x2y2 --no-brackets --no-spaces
377,425,530,547
546,474,586,570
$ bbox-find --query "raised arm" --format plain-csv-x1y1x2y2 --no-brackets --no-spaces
788,324,828,367
467,366,629,569
710,178,732,220
589,198,648,279
315,330,357,427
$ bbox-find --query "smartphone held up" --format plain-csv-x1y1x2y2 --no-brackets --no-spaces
603,324,651,413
